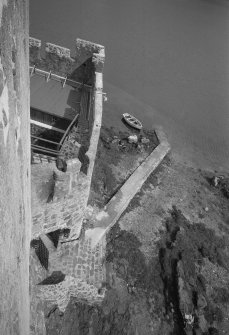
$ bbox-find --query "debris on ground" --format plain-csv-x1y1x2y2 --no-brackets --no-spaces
88,126,159,208
128,134,138,143
140,136,150,144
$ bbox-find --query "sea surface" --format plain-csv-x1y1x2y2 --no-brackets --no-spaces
30,0,229,171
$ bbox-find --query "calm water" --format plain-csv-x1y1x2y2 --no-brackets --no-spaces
30,0,229,170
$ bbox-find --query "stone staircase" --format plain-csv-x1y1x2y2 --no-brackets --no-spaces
32,152,57,164
36,233,106,312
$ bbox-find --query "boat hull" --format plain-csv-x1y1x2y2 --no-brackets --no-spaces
122,113,142,130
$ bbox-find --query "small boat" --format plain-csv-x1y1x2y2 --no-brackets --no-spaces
122,113,142,130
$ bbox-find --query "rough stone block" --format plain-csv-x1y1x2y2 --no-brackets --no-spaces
29,37,41,48
45,43,71,58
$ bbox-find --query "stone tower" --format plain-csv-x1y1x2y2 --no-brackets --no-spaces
0,1,30,334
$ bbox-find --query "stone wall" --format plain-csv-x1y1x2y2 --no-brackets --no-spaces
75,38,105,73
37,237,106,312
30,38,105,319
68,72,104,241
31,159,86,238
85,127,171,248
29,37,105,83
31,38,105,242
29,37,74,77
0,1,31,334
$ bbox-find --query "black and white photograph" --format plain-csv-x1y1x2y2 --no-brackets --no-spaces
0,0,229,334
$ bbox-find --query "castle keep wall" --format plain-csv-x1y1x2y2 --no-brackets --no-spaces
30,38,105,241
0,1,31,334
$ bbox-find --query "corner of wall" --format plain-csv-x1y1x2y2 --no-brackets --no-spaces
29,37,74,76
29,37,42,62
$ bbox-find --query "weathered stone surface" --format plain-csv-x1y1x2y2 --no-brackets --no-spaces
0,1,30,334
29,37,41,48
30,35,105,323
45,43,71,58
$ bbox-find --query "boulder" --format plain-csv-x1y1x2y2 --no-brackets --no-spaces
128,135,138,143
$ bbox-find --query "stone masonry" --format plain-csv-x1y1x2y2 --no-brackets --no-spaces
31,128,170,323
37,236,106,312
31,35,170,334
30,37,105,241
32,159,86,238
0,1,31,334
30,36,106,325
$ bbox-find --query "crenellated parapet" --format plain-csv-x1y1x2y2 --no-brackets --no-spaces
29,37,72,60
75,38,105,73
29,37,74,77
29,37,105,79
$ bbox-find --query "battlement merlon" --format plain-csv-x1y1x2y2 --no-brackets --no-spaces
75,38,105,72
29,37,42,60
75,38,105,55
45,42,71,58
29,37,42,48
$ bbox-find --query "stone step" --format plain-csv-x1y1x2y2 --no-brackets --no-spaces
32,152,56,164
37,236,106,311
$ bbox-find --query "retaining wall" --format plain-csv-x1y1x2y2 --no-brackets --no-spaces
85,127,171,248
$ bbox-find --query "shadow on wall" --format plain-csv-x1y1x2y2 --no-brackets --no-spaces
64,88,81,119
31,238,49,270
78,146,90,174
70,58,94,85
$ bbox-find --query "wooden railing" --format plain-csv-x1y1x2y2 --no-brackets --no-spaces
59,113,79,148
31,135,60,147
29,66,92,89
31,144,60,156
